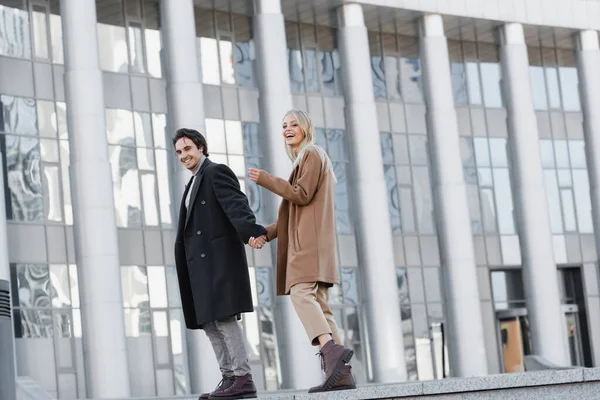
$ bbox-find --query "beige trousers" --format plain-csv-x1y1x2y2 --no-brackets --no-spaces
290,282,342,346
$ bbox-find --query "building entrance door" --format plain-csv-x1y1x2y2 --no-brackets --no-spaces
497,308,532,373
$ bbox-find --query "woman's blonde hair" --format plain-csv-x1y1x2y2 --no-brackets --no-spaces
283,109,334,178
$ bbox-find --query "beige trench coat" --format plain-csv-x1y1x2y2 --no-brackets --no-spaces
256,147,338,296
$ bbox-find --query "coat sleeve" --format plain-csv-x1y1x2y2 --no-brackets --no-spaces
211,163,267,243
266,220,277,242
256,149,322,206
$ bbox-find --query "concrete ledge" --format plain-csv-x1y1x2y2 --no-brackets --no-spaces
89,367,600,400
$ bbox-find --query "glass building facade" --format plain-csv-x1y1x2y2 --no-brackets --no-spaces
2,0,600,398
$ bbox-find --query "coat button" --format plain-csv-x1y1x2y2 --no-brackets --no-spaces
200,253,206,258
197,230,202,235
200,200,206,205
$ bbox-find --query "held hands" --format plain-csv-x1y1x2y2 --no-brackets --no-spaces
249,235,267,249
248,168,262,183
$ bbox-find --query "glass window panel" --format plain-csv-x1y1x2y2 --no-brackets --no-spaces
134,112,153,148
44,165,62,222
106,109,135,145
467,184,483,234
227,155,245,177
56,102,67,139
320,50,340,96
341,268,359,306
491,270,525,309
460,137,476,167
4,135,43,221
529,66,548,110
141,172,159,226
489,138,508,167
540,140,555,168
205,119,226,153
145,27,162,78
169,309,188,394
37,100,57,138
544,170,564,234
40,139,59,162
371,55,386,99
473,138,490,167
384,165,401,235
225,120,244,155
31,5,49,60
1,95,37,135
380,132,394,164
315,127,327,149
49,12,63,64
199,37,220,85
557,169,572,187
399,187,416,234
545,67,562,109
242,310,261,361
153,311,169,337
54,310,74,341
304,48,320,92
384,55,401,101
0,4,31,59
137,148,155,171
152,113,167,149
572,170,593,233
560,189,577,232
68,264,79,308
478,167,493,187
242,122,261,157
14,264,52,308
326,129,347,162
412,167,435,234
466,62,482,105
17,309,53,338
72,308,82,337
234,40,255,88
559,67,581,111
333,163,352,234
49,265,71,308
124,308,152,336
568,140,586,169
155,149,172,227
97,22,128,73
400,57,423,103
480,188,497,233
127,22,146,74
396,165,411,185
211,153,227,165
408,135,428,166
255,267,272,308
392,134,409,165
451,62,468,105
493,169,515,234
219,39,235,84
121,266,149,308
163,268,181,309
480,63,502,107
289,48,304,93
109,145,142,227
554,140,570,168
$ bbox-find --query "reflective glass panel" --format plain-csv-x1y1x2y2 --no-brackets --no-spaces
235,40,255,88
529,66,548,110
49,12,63,64
128,22,146,74
14,264,52,308
97,23,128,73
480,63,502,107
145,28,162,78
559,67,580,111
200,37,220,85
544,170,564,234
140,172,159,226
219,39,235,84
106,109,135,145
121,266,149,308
31,5,48,60
155,149,172,227
0,5,31,59
1,95,37,135
109,145,142,227
134,112,153,148
225,120,244,155
333,162,352,234
44,164,62,222
205,119,226,153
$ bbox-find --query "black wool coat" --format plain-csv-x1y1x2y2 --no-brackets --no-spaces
174,158,267,329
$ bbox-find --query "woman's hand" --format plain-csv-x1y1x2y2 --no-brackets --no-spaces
249,235,267,249
248,168,262,183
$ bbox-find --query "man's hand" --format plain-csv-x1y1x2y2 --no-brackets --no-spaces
249,235,267,249
248,168,262,183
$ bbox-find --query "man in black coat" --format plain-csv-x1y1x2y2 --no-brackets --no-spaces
173,128,266,400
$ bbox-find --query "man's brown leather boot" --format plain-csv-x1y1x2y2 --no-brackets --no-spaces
208,373,257,399
199,376,235,399
316,340,354,391
308,365,357,393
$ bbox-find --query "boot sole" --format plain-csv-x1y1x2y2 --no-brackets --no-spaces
208,392,257,400
322,349,354,391
309,383,357,393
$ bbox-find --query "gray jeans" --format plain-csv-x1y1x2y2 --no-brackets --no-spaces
202,317,251,377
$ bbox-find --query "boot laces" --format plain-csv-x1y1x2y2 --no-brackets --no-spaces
316,351,326,372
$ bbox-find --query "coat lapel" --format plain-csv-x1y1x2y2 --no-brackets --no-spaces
185,158,211,227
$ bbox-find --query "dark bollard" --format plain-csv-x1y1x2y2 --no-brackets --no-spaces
0,279,16,400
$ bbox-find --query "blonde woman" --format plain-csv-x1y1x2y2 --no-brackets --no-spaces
248,110,355,393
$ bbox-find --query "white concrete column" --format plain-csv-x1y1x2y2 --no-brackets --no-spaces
337,3,407,383
575,31,600,271
160,0,220,394
498,23,569,366
253,0,322,389
60,0,130,397
419,14,488,377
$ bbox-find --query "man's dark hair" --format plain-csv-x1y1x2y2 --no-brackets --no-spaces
172,128,209,156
